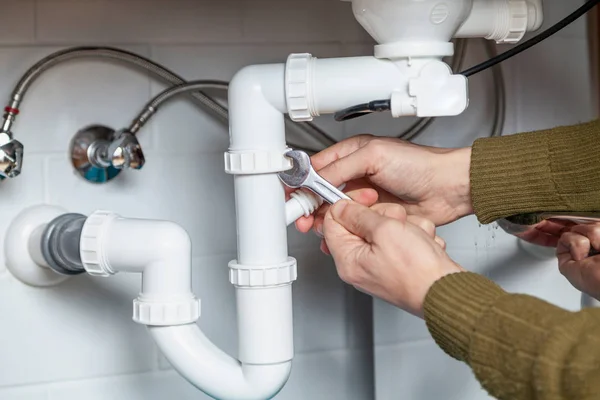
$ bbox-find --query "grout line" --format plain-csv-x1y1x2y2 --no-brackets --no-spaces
32,0,38,43
42,155,51,203
344,285,353,350
374,338,435,352
191,252,236,261
12,40,360,48
0,348,374,392
0,369,160,391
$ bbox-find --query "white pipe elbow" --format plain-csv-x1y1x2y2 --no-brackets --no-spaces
228,64,287,152
80,212,194,298
149,324,291,400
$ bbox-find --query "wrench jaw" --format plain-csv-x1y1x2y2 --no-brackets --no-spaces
278,150,310,188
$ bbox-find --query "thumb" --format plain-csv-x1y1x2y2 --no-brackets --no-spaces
328,200,386,243
371,203,408,221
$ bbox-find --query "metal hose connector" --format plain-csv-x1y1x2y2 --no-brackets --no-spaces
128,80,230,134
4,46,334,148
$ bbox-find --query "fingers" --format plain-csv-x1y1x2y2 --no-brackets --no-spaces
316,145,379,189
295,215,315,233
371,203,407,221
328,200,387,243
407,214,445,249
313,188,379,235
320,239,330,255
333,202,445,250
322,203,368,260
570,224,600,252
434,236,447,250
558,232,591,262
537,219,577,236
310,134,373,170
556,225,600,299
518,227,561,248
406,215,435,237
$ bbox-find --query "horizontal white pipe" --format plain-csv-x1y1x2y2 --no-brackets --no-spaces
286,197,307,226
311,56,410,115
149,324,291,400
285,190,326,226
455,0,544,41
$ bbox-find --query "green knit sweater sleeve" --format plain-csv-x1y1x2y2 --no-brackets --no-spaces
424,272,600,400
470,119,600,224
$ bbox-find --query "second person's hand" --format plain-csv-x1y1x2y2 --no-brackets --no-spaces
293,135,474,236
323,200,463,317
557,224,600,300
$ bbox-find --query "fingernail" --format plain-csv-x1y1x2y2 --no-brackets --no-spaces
315,224,323,238
330,200,349,218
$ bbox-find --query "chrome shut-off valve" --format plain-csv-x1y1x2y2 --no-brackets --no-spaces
69,125,146,184
108,131,145,170
0,131,23,179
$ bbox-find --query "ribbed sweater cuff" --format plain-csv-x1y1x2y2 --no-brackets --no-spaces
423,272,507,362
470,120,600,224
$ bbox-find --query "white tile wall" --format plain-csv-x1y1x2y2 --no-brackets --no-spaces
0,0,591,399
0,1,374,399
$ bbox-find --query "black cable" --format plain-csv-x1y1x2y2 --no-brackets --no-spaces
334,100,391,121
461,0,600,77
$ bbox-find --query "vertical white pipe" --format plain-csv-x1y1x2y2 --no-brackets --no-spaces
228,63,294,367
234,174,288,265
236,285,294,364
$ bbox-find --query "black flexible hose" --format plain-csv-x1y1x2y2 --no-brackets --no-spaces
460,0,600,77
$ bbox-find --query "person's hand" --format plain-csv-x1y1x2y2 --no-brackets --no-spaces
291,135,473,236
323,200,463,317
557,224,600,300
498,218,576,247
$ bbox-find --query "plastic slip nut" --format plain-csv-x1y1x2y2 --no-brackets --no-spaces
224,151,293,174
229,257,297,287
286,53,314,121
80,210,118,277
133,298,201,326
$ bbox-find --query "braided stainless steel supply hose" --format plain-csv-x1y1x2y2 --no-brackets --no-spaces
3,46,335,148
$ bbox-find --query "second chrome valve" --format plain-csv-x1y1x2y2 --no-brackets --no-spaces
0,130,24,179
69,125,145,184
